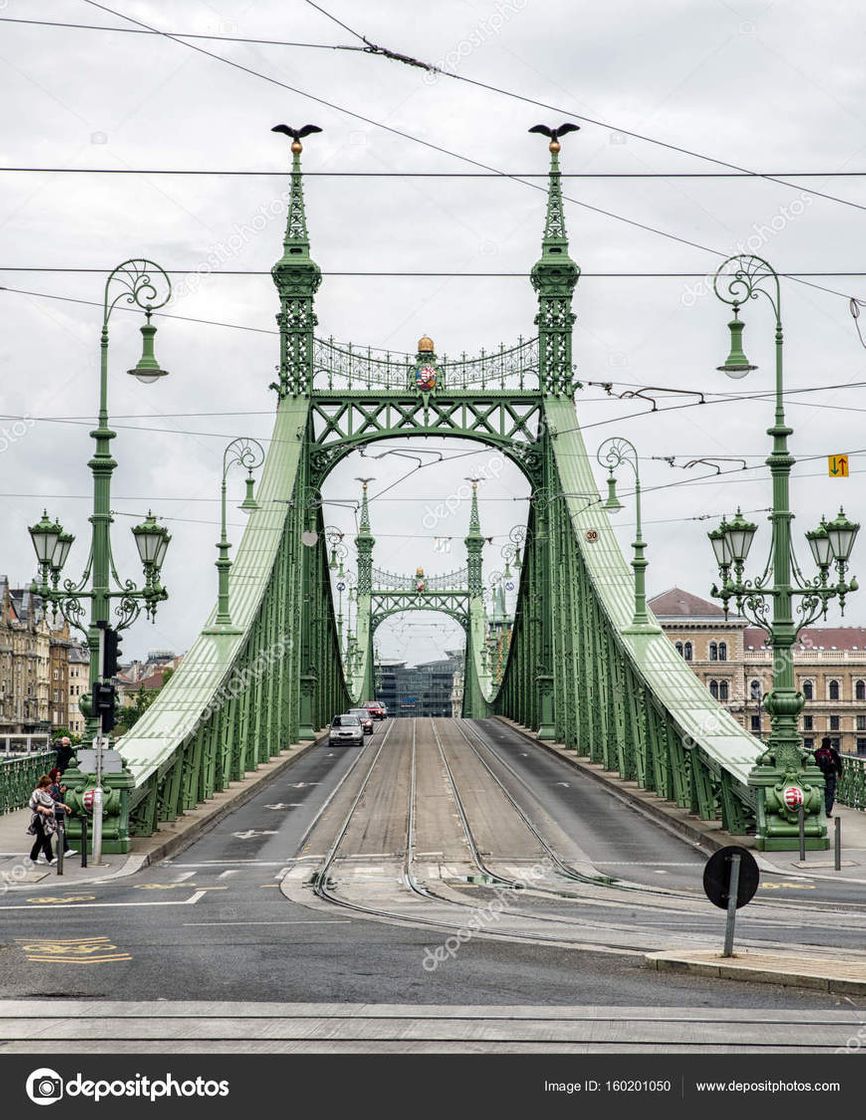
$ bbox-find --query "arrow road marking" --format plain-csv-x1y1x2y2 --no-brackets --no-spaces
231,830,279,840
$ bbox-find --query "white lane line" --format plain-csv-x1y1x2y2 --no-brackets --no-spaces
173,871,195,882
0,891,207,912
169,861,293,867
181,920,352,927
218,870,239,879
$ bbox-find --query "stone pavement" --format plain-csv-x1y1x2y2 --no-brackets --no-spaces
647,949,866,995
0,737,321,892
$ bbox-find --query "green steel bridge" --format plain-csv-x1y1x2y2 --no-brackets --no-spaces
58,130,836,854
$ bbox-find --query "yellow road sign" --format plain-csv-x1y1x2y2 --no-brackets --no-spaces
828,454,849,477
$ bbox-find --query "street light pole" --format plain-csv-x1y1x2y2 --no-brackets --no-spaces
204,438,265,635
597,437,661,634
708,254,859,850
28,259,174,861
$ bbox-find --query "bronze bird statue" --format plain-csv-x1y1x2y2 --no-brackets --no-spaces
528,122,580,151
271,123,323,152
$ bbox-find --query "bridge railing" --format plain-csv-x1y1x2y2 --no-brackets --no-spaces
313,337,540,392
0,751,55,815
372,566,469,590
839,753,866,810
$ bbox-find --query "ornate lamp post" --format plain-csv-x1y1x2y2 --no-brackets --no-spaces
708,254,859,850
325,528,349,654
204,437,265,635
501,525,526,582
27,259,174,858
597,437,660,634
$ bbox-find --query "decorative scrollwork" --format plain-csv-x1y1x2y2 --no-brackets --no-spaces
104,258,172,323
712,254,781,320
224,437,266,476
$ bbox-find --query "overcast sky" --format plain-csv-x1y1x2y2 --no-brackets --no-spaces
2,0,866,666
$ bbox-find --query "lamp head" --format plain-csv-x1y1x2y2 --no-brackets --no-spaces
603,471,623,513
717,304,758,379
825,507,860,563
239,471,259,513
28,511,63,567
127,310,169,384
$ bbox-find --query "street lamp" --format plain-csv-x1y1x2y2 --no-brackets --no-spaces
26,259,174,862
501,525,526,580
596,436,660,634
707,254,859,850
204,437,266,635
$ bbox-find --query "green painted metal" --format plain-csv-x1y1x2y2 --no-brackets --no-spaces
0,752,56,815
707,257,859,850
104,125,809,849
838,754,866,811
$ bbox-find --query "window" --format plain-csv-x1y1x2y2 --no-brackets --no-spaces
803,738,814,751
718,642,727,662
683,642,693,661
719,680,729,702
709,680,719,700
749,679,762,701
52,669,59,681
830,715,840,731
857,680,866,701
750,715,761,732
803,715,813,731
858,738,866,756
858,715,866,732
675,641,683,656
709,642,718,662
829,679,841,701
802,680,814,701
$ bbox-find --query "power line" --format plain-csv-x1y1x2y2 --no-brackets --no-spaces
0,16,359,52
75,1,856,306
300,0,866,217
3,268,866,278
5,166,866,178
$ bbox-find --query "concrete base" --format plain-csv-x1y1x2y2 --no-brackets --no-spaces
646,949,866,995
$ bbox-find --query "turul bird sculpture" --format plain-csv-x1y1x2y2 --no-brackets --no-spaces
528,122,580,151
271,124,323,151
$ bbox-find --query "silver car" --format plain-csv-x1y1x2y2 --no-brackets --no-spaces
329,714,364,746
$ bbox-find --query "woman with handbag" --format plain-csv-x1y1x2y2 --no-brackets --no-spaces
28,774,59,865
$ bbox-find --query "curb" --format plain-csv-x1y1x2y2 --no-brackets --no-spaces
2,735,326,890
645,951,866,996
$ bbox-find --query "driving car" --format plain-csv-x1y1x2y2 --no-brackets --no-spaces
363,700,386,720
348,707,375,734
329,714,364,746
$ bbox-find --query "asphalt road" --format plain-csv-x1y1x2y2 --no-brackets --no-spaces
0,718,862,1023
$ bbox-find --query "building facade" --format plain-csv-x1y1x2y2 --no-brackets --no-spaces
650,587,866,756
376,654,462,717
67,643,90,736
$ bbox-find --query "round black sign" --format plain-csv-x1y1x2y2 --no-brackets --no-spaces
702,845,760,910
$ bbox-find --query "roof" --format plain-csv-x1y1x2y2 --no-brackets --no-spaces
648,587,728,620
744,626,866,652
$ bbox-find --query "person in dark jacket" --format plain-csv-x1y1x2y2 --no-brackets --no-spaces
53,737,75,775
813,737,844,817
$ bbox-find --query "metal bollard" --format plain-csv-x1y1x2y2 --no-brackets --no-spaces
80,814,88,869
835,816,842,872
54,804,65,877
798,804,806,862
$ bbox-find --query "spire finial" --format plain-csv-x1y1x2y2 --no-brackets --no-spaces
466,478,482,536
356,477,374,535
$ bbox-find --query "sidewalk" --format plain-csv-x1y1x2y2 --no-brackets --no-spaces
646,949,866,995
0,736,323,892
496,717,866,882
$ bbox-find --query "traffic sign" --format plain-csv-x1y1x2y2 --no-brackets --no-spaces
828,454,849,478
703,845,760,910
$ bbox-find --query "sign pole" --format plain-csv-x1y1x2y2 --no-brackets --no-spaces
798,804,806,862
92,625,105,865
835,816,842,871
722,853,741,957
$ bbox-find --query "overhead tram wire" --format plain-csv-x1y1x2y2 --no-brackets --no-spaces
76,1,859,306
300,0,866,216
4,268,866,278
5,165,866,178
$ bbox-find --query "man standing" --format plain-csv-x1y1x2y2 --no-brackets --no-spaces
813,737,844,817
53,736,75,775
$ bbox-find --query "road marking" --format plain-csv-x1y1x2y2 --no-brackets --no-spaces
554,782,570,787
173,871,195,882
169,860,292,867
231,830,279,840
760,882,816,891
264,803,303,810
26,895,95,904
218,869,239,879
2,890,207,911
16,935,132,964
181,920,352,927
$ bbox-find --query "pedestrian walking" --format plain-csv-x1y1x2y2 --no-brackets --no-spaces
27,775,58,865
813,736,844,817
